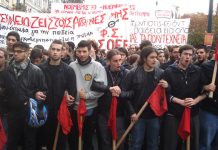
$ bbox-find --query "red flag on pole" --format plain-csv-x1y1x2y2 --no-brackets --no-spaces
77,98,87,136
177,107,191,141
215,41,218,61
0,118,6,150
57,95,73,135
107,96,118,140
147,85,168,116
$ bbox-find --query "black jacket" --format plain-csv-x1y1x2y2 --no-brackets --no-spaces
201,60,218,115
91,66,129,117
162,63,207,118
122,66,164,118
39,60,77,114
3,61,47,111
0,71,7,114
61,55,74,65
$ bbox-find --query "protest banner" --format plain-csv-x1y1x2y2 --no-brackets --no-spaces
130,18,190,48
0,6,130,49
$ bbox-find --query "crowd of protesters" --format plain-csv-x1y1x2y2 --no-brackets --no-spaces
0,31,217,150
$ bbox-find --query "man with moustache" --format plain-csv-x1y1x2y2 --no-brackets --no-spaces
162,45,208,150
39,40,77,150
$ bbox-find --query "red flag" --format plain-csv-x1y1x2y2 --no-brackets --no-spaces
57,95,73,135
0,118,6,150
107,96,118,140
177,107,191,141
147,85,168,116
215,41,218,61
77,98,87,136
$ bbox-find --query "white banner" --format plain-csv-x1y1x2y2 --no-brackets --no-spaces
0,6,130,49
0,5,190,49
130,18,190,48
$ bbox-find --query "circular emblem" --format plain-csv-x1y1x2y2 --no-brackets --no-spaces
84,74,92,81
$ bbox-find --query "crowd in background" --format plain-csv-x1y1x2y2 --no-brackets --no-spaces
0,31,217,150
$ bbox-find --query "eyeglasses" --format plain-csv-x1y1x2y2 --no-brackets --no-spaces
13,49,26,53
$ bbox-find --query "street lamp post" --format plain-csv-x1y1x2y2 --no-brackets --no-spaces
208,0,213,33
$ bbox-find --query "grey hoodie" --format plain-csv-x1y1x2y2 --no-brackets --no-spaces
69,59,107,110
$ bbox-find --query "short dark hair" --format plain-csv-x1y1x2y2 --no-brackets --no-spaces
12,42,29,51
139,40,152,50
34,45,44,52
30,48,43,61
106,49,121,60
138,46,157,66
49,40,63,50
196,44,208,53
67,41,75,52
179,45,194,54
6,31,20,41
117,47,128,57
77,40,91,51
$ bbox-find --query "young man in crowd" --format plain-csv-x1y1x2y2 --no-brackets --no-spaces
162,45,208,150
2,41,47,150
200,55,218,150
30,48,43,66
160,45,180,70
61,42,73,65
194,45,208,67
91,49,130,150
69,40,107,150
6,31,21,59
39,40,77,150
122,46,168,150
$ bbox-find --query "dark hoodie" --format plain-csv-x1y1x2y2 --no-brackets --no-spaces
162,63,207,118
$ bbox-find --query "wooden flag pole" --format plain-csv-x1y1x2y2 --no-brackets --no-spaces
209,61,218,98
116,101,149,149
78,116,83,150
186,135,190,150
53,123,60,150
113,140,116,150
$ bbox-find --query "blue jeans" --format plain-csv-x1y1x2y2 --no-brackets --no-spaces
129,117,160,150
200,110,218,150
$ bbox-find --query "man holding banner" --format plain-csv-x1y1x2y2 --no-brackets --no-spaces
122,46,168,150
162,45,208,150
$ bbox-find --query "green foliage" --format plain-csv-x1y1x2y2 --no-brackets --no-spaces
181,13,218,47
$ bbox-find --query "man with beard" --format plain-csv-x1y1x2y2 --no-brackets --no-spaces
194,45,208,67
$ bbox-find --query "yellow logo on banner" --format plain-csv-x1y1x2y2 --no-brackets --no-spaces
84,74,92,81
